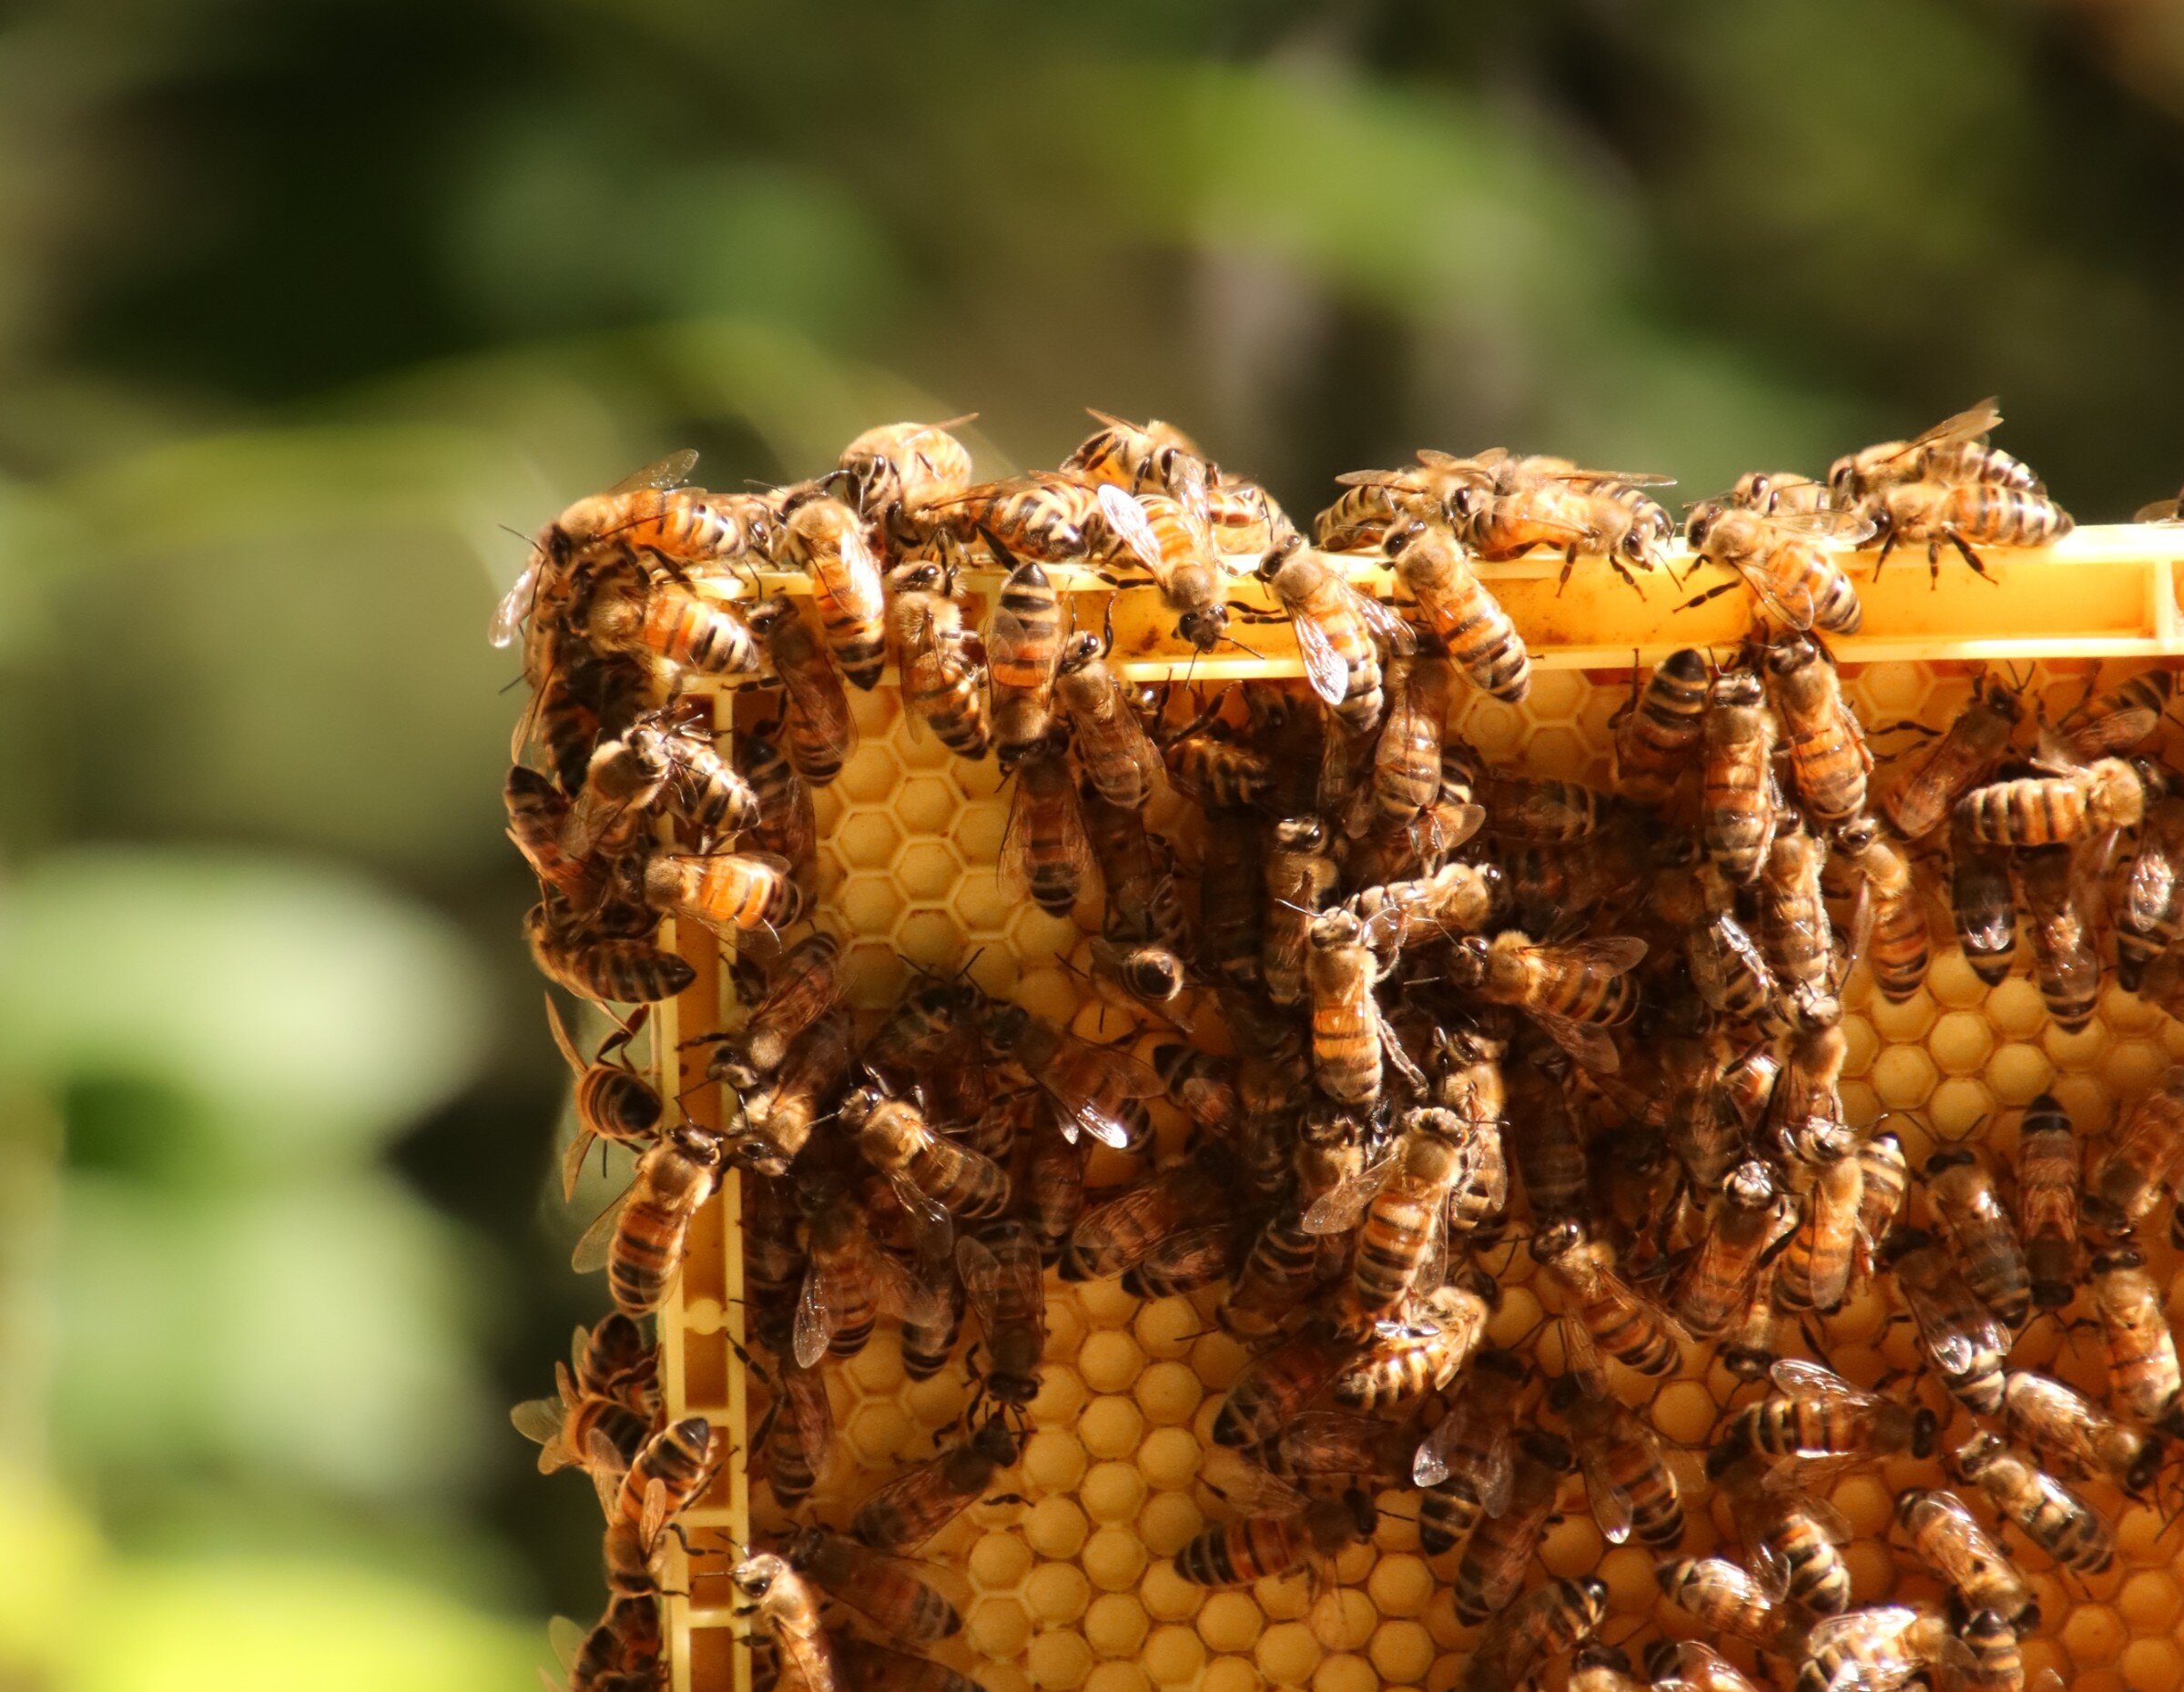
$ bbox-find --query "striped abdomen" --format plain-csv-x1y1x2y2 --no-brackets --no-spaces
1173,1516,1304,1586
1614,649,1707,802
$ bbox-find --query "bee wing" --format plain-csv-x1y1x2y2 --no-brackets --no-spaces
794,1261,837,1370
1531,1012,1620,1074
1096,484,1173,583
2071,705,2161,758
1559,1312,1610,1395
1908,399,2002,454
1287,604,1354,709
1548,467,1679,489
560,1126,603,1206
608,448,702,495
2137,498,2184,523
1557,936,1650,974
1343,581,1419,655
570,1183,633,1274
1475,1434,1517,1518
1903,1287,1978,1378
866,1241,948,1326
1768,1357,1869,1409
1204,1452,1310,1518
1762,1451,1863,1495
638,1475,673,1548
1576,1448,1634,1545
1282,1412,1394,1477
491,561,541,648
1766,507,1880,543
1336,468,1424,490
511,1395,568,1457
1046,1034,1162,1150
1733,562,1819,632
547,1616,588,1675
1798,1494,1855,1545
772,647,858,766
954,1232,1004,1331
890,1174,957,1264
585,1428,629,1514
1304,1150,1399,1236
1173,453,1213,530
1000,763,1094,908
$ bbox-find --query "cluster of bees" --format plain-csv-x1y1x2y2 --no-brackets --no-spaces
494,398,2184,1692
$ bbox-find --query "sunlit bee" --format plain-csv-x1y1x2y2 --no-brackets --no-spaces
1730,468,1834,516
706,932,840,1091
1884,674,2022,840
984,555,1064,771
1309,908,1412,1104
1264,816,1338,1006
1828,398,2036,503
762,1353,833,1509
1768,633,1872,827
1255,534,1417,734
1732,1359,1936,1485
556,729,669,866
1213,1319,1355,1449
845,1089,1011,1223
529,451,770,582
1656,1557,1788,1652
1959,752,2147,847
1772,1026,1849,1167
1172,1472,1375,1587
1458,1576,1610,1692
1951,1431,2114,1573
1331,1281,1494,1409
1304,1106,1476,1321
596,1415,721,1596
1455,1430,1575,1623
1761,832,1841,1031
923,472,1106,563
1447,481,1622,583
1549,1373,1683,1549
2008,1093,2079,1311
850,1416,1018,1553
1702,664,1782,883
1956,1609,2037,1692
1711,1445,1853,1615
2004,1367,2164,1497
1835,816,1930,1000
2115,795,2184,989
511,1322,654,1478
1062,1145,1232,1282
1349,861,1497,959
1414,1348,1526,1552
2085,1065,2184,1230
778,1524,962,1645
555,1593,663,1692
1458,930,1645,1075
739,714,818,903
580,565,763,690
1894,1490,2037,1629
977,1000,1161,1152
1534,1219,1686,1381
1672,1160,1791,1339
2067,668,2172,758
1387,520,1530,702
887,560,991,758
1852,1130,1910,1285
525,888,695,1000
1315,479,1407,552
1063,409,1214,495
651,712,762,843
1684,862,1783,1031
777,493,888,689
1646,1640,1766,1692
1774,1147,1862,1315
1924,1146,2032,1330
830,1638,980,1692
2088,1243,2181,1428
793,1180,950,1367
737,1012,855,1176
545,998,660,1201
1098,469,1232,651
565,1121,726,1319
1372,653,1458,822
1613,646,1709,804
1864,479,2073,583
1882,1227,2009,1414
746,597,855,785
837,415,977,542
643,849,800,939
729,1552,837,1692
1055,630,1161,807
1796,1605,1967,1692
1682,502,1867,634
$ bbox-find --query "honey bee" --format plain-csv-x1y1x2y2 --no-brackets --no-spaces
503,765,585,896
572,1122,726,1317
747,597,857,785
849,1414,1019,1552
2003,1367,2163,1497
1655,1557,1789,1652
760,1353,832,1509
1854,1130,1911,1282
545,998,660,1200
1612,646,1710,804
1828,399,2036,503
2012,845,2098,1030
706,932,841,1090
1956,1609,2039,1692
1315,480,1408,552
527,897,696,1007
1645,1641,1765,1692
1331,1279,1495,1409
1458,1576,1610,1692
845,1087,1012,1228
1454,1429,1574,1622
2087,1242,2181,1429
944,1221,1046,1421
643,849,801,939
1053,628,1161,810
1894,1489,2037,1629
1263,817,1338,1006
1958,746,2149,846
512,1316,655,1477
1255,533,1417,733
2083,1065,2184,1229
1682,502,1869,634
1213,1318,1356,1449
777,1523,964,1645
558,729,671,863
777,492,888,689
1309,908,1420,1104
1730,468,1834,516
1945,820,2017,987
830,1639,981,1692
1413,1347,1526,1550
976,1003,1155,1154
1022,1113,1087,1271
1096,467,1233,652
1924,1144,2031,1330
1218,1208,1323,1342
1761,832,1841,1031
837,415,978,545
1549,1373,1683,1548
1768,633,1872,828
1063,1145,1233,1282
2013,1093,2078,1312
1720,1256,1784,1382
1864,481,2073,583
1372,654,1458,822
2065,668,2170,758
794,1185,946,1369
651,708,765,845
739,713,819,903
552,1594,662,1692
1303,1107,1477,1321
728,1552,837,1692
1671,1159,1791,1338
575,560,764,694
2116,795,2184,991
594,1414,721,1596
1064,410,1213,494
1683,863,1784,1030
1456,931,1645,1072
1834,817,1930,1001
1882,674,2022,841
1701,663,1787,889
1797,1605,1968,1692
1773,1145,1863,1315
1881,1227,2008,1414
1261,1411,1416,1487
737,1012,856,1174
1082,790,1190,1005
884,560,990,758
1949,1431,2114,1574
1173,1463,1375,1587
1712,1445,1854,1615
1534,1219,1688,1381
1385,521,1530,702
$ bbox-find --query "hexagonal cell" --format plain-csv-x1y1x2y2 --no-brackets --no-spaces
891,773,959,836
892,837,963,900
833,808,905,870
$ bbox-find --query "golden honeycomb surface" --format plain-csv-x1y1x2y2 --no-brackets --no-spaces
659,645,2184,1692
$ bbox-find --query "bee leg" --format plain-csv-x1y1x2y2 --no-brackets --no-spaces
1557,545,1580,595
1945,529,1997,584
1872,532,1899,579
1679,579,1743,613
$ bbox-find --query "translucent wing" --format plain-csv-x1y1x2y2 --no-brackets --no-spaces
2135,498,2184,524
1279,1412,1397,1478
586,1429,628,1517
890,1174,956,1263
867,1241,948,1327
638,1474,672,1547
1475,1434,1516,1517
1554,936,1650,974
895,602,938,744
1577,1448,1633,1544
1766,508,1880,543
1204,1452,1310,1518
1559,1312,1610,1394
571,1185,631,1273
1907,400,2002,455
1533,1012,1619,1074
548,1615,588,1676
954,1233,1005,1331
1545,467,1678,489
794,1261,837,1370
1737,562,1819,633
1762,1452,1864,1496
1769,1357,1873,1410
511,1396,568,1454
1799,1494,1855,1545
491,561,541,648
1344,581,1419,656
1172,453,1211,528
1041,1034,1162,1150
1303,1150,1398,1236
561,1125,602,1206
608,449,701,495
1096,484,1172,583
1288,609,1352,708
2068,706,2159,759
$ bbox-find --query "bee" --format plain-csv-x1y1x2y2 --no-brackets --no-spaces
511,1317,655,1477
1701,664,1783,885
576,561,764,694
793,1185,947,1368
526,897,696,1007
1458,1576,1610,1692
2083,1064,2184,1229
737,1012,856,1175
1881,1227,2008,1414
1385,520,1530,702
1682,502,1869,634
1413,1348,1526,1552
2003,1367,2163,1497
504,765,588,896
1829,398,2036,503
1097,469,1231,651
980,550,1065,772
556,729,670,865
1924,1144,2032,1330
1721,1256,1784,1381
1671,1159,1792,1339
1766,640,1871,832
1331,1279,1495,1409
1349,862,1498,964
1064,409,1213,496
595,1414,721,1596
837,415,978,544
1895,1490,2037,1629
981,726,1093,920
1063,1145,1233,1282
1315,480,1407,552
1303,1107,1476,1321
1950,1431,2114,1573
845,1087,1012,1226
571,1122,726,1317
1055,626,1161,808
728,1553,837,1692
1173,1464,1376,1587
525,451,769,583
1213,1318,1356,1449
2115,794,2184,988
647,709,762,844
1549,1373,1683,1549
1864,480,2073,583
1454,1429,1573,1622
1164,711,1276,812
1372,653,1458,822
1263,817,1338,1006
2066,668,2171,758
2088,1242,2182,1429
1655,1557,1789,1652
1645,1641,1765,1692
2015,1093,2078,1311
545,997,661,1201
1854,1130,1911,1281
772,493,888,689
945,1221,1047,1421
829,1639,980,1692
1882,674,2022,841
1191,816,1265,993
849,1415,1019,1552
1797,1606,1967,1692
1956,1609,2036,1692
706,932,841,1091
1533,1219,1688,1380
1218,1207,1323,1342
1684,863,1784,1029
924,472,1106,564
1082,791,1190,1005
1262,1411,1416,1487
1773,1145,1863,1315
1022,1113,1088,1272
1255,533,1417,734
1308,908,1420,1104
1835,816,1930,1001
1711,1445,1854,1616
1943,822,2017,988
1612,646,1710,804
1566,1644,1640,1692
2002,846,2096,1033
552,1594,663,1692
1456,931,1645,1072
643,849,800,939
1958,750,2148,846
885,560,990,758
1761,832,1841,1031
976,1000,1160,1151
760,1353,832,1509
747,597,856,785
1731,468,1834,516
739,714,818,903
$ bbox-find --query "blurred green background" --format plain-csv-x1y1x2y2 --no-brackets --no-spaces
5,0,2184,1685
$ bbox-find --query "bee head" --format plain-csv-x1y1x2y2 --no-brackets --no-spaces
971,1417,1021,1466
1178,603,1228,651
729,1551,789,1610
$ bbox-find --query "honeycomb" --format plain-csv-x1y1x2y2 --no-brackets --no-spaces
653,636,2184,1692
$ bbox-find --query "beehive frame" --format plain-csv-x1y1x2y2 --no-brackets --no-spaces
630,525,2184,1692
